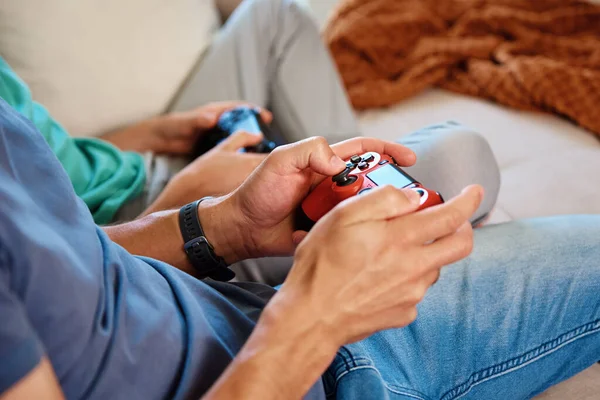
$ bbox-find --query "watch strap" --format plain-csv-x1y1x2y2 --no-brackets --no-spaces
179,198,235,281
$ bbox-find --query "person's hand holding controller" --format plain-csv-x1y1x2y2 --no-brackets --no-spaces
103,101,272,155
142,130,268,215
200,137,483,399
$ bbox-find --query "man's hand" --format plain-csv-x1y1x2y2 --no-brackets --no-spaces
102,102,272,155
199,136,418,262
281,184,482,344
202,137,483,399
224,184,482,399
141,131,268,215
104,136,483,400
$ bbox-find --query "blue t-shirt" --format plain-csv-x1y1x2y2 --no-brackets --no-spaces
0,99,325,399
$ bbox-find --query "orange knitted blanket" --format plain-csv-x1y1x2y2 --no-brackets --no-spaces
324,0,600,135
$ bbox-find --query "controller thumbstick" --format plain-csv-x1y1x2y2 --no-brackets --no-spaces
332,167,357,187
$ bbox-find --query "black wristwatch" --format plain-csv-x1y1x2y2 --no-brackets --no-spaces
179,198,235,281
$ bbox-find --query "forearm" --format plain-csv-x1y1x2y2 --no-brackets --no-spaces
103,210,194,274
103,196,248,273
203,288,339,399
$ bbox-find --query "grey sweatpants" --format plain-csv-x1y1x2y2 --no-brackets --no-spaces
119,0,501,285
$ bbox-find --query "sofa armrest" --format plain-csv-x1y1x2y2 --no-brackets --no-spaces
215,0,244,21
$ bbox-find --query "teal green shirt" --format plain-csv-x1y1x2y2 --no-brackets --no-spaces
0,57,145,224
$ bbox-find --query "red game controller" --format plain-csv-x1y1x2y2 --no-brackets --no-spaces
295,152,444,231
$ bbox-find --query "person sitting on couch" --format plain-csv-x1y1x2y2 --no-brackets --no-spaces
0,0,500,226
0,98,598,400
0,54,501,286
0,0,502,285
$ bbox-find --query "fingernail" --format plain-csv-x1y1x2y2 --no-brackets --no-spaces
330,155,346,170
463,185,483,201
478,186,484,200
404,189,421,205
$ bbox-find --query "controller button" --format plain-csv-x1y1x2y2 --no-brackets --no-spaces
336,175,357,186
378,160,390,165
362,154,375,163
358,161,369,170
332,167,357,187
415,189,425,197
358,188,372,195
350,155,361,164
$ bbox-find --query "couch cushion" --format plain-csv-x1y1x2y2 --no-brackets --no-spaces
0,0,220,137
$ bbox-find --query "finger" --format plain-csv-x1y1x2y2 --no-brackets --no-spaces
190,102,252,130
331,137,417,167
393,185,483,244
161,138,196,155
211,102,272,123
292,230,309,246
265,136,347,176
330,186,422,225
256,108,273,124
423,268,441,287
201,102,273,125
420,221,474,271
216,130,265,152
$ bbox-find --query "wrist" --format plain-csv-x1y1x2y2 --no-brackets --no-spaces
102,118,159,153
196,195,252,265
104,209,192,273
234,289,340,396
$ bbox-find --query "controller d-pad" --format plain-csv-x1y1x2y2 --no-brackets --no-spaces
350,155,361,164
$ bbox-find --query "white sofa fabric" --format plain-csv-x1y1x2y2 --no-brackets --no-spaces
0,0,220,137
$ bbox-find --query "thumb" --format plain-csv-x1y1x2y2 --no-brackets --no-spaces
265,137,347,176
195,111,219,130
216,131,265,152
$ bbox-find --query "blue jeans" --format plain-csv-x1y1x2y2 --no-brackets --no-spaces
324,216,600,399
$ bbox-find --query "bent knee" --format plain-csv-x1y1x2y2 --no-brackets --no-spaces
401,122,501,223
439,128,500,223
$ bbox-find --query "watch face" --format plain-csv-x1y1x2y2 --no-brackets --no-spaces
366,164,415,189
